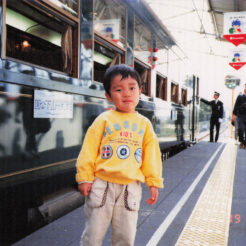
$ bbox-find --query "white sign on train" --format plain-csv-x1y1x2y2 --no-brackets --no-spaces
34,89,73,118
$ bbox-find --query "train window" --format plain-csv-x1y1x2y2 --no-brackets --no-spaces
134,60,151,96
181,88,187,106
154,35,168,72
93,41,124,83
4,0,78,76
134,17,151,97
171,82,179,104
94,0,126,48
156,74,167,101
134,17,152,64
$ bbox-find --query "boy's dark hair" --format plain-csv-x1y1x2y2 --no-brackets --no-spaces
103,64,142,95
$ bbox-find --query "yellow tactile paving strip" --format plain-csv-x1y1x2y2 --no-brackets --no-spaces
175,139,237,246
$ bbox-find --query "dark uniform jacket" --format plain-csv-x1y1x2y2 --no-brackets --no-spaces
200,98,223,119
233,94,246,118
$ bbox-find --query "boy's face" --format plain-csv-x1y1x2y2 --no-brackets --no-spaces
105,74,142,113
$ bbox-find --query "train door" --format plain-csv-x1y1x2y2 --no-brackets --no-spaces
189,75,199,142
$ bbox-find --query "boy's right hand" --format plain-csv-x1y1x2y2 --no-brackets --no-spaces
78,183,92,196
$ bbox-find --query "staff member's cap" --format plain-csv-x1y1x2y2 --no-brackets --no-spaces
214,91,220,96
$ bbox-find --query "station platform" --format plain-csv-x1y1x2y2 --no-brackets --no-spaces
14,132,246,246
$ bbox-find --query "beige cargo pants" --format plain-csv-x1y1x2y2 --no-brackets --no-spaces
80,177,142,246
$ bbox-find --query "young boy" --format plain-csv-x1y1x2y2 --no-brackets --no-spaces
76,64,163,246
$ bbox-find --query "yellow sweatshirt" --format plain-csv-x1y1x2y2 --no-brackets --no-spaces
76,110,163,188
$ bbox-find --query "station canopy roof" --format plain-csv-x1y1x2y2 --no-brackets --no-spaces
145,0,246,60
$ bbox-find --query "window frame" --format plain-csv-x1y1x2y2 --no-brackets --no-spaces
2,0,79,77
171,82,179,104
93,32,126,84
156,73,167,101
133,15,152,97
94,31,126,55
181,88,187,106
26,0,80,23
134,58,151,97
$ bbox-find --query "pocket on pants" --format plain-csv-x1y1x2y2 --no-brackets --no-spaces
86,177,108,208
124,181,142,211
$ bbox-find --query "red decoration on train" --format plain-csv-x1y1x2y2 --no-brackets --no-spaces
148,47,158,69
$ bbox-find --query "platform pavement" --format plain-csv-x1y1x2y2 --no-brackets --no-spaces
14,137,246,246
229,146,246,246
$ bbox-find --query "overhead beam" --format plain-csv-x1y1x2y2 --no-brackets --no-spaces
234,0,240,11
207,0,220,39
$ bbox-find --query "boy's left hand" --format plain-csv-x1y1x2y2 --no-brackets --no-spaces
146,186,158,205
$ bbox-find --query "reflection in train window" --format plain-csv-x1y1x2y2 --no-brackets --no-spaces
156,74,167,101
134,16,152,64
94,0,126,48
171,82,179,104
181,88,187,106
93,41,124,83
134,61,151,96
155,35,167,68
5,1,78,76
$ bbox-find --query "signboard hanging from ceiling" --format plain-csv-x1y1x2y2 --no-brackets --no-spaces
229,48,246,70
223,12,246,46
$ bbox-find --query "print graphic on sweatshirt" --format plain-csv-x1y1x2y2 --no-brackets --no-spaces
101,145,113,159
116,145,130,159
103,121,144,138
134,148,142,163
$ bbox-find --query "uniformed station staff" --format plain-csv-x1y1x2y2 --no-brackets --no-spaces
200,91,224,142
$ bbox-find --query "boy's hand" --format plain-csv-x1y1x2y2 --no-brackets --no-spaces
146,186,158,205
78,183,92,196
